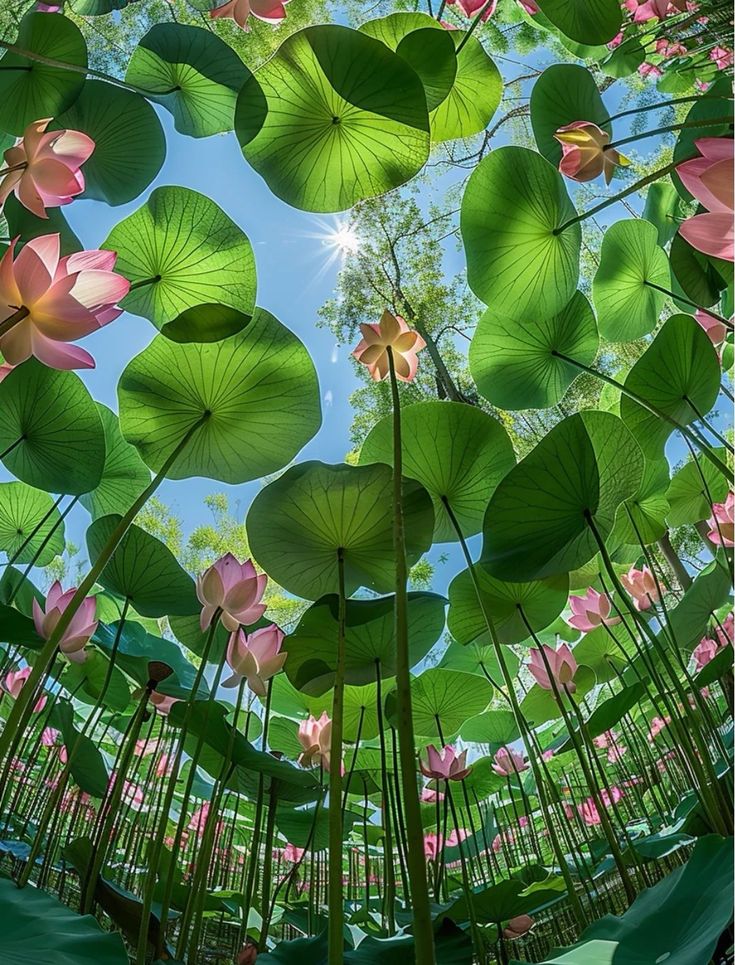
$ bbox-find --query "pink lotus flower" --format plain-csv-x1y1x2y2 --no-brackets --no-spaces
352,309,426,383
638,62,663,78
541,748,555,762
593,729,627,763
577,798,601,825
188,802,211,836
492,745,528,777
599,786,624,807
710,46,733,69
134,738,157,757
707,492,734,547
149,692,180,716
626,0,673,21
35,2,62,10
567,587,621,632
0,234,129,370
41,726,60,746
656,39,687,57
648,715,671,742
222,624,286,695
155,753,173,778
297,712,342,774
716,613,733,649
446,828,468,847
503,915,534,940
620,565,660,611
695,309,728,348
527,643,578,693
517,0,539,12
554,121,629,185
196,553,267,633
33,581,97,664
677,138,734,262
492,828,515,853
0,118,94,220
445,0,497,20
419,744,471,782
693,636,719,671
280,843,305,863
608,32,624,48
210,0,289,31
421,786,445,804
424,832,443,860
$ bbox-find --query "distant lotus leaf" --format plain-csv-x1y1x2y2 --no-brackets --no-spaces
531,65,609,166
0,482,64,565
535,0,622,45
385,667,493,738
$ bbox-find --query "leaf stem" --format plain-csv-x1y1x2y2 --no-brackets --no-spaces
605,93,733,124
327,548,346,965
0,305,29,339
643,280,733,330
607,115,733,151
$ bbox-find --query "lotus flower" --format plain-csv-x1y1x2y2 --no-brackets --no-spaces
695,308,728,347
156,753,173,778
352,309,426,383
527,643,578,693
492,829,515,853
517,0,539,12
445,0,497,20
424,832,443,860
149,692,180,716
41,726,60,746
420,786,445,804
210,0,289,30
626,0,670,21
577,798,601,825
648,715,671,741
2,668,47,712
693,636,719,671
707,493,734,547
419,744,471,782
593,729,627,763
297,712,342,774
710,46,733,69
33,581,97,664
554,121,629,185
656,39,687,57
638,63,663,78
620,565,660,611
567,587,621,632
0,119,94,219
677,138,734,262
0,234,130,370
222,624,286,695
716,612,733,649
280,843,305,863
492,745,528,777
196,553,268,633
503,915,534,940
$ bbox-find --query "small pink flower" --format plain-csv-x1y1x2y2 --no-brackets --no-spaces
446,0,497,19
716,613,733,649
648,715,671,742
710,46,733,69
677,138,734,262
503,915,534,940
492,828,515,853
638,62,663,77
2,667,46,712
695,309,729,348
599,786,624,807
156,753,173,778
655,39,687,57
352,309,426,383
33,581,97,663
492,745,528,777
527,643,578,693
567,587,621,632
577,798,601,825
541,748,555,762
0,234,130,370
424,833,443,860
41,726,60,746
707,493,734,547
620,565,660,611
297,712,343,774
0,118,94,219
554,121,629,186
420,786,445,804
446,827,468,846
517,0,539,12
210,0,290,31
222,624,286,696
608,32,624,48
280,843,305,863
196,554,268,633
419,744,472,782
693,636,719,671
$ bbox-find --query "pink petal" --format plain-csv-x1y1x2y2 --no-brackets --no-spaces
15,234,60,303
679,213,735,261
31,332,95,370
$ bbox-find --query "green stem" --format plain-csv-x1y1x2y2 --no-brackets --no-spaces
0,40,181,97
0,161,27,175
387,347,436,965
606,93,733,123
327,549,346,965
554,159,683,234
552,351,731,479
3,493,63,571
0,415,207,789
642,280,733,329
6,496,78,605
455,0,495,53
375,666,396,934
128,275,162,292
607,115,733,151
0,305,29,339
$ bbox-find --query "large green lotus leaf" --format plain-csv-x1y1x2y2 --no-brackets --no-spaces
469,290,598,410
235,25,430,213
284,592,446,695
0,877,128,964
395,28,457,112
519,664,596,726
345,920,474,964
531,837,733,965
358,11,433,47
275,802,355,852
449,873,567,926
385,668,492,739
448,565,569,647
0,360,105,495
642,181,684,248
535,0,621,44
118,309,321,484
86,517,198,618
460,708,519,746
660,557,732,654
359,400,515,542
79,405,150,520
592,220,670,341
666,448,730,527
50,699,110,798
530,65,609,166
63,649,131,713
3,194,81,257
304,682,382,741
125,23,249,137
620,314,721,457
483,412,644,581
0,481,64,565
0,601,44,649
103,185,256,341
247,461,434,600
438,639,520,684
669,233,730,309
69,0,130,13
461,147,581,320
0,13,87,135
610,458,670,547
54,81,165,205
600,36,646,78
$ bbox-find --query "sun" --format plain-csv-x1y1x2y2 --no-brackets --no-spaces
325,222,361,255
